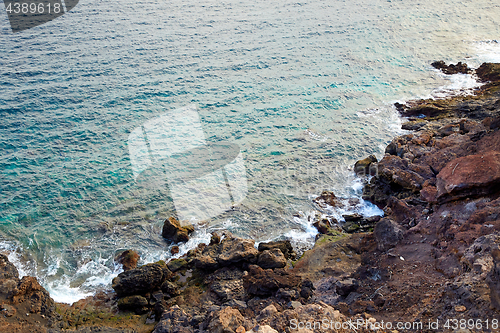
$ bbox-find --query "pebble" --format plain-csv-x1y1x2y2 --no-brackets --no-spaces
455,305,466,312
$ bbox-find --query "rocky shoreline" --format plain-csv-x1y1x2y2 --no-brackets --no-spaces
2,62,500,332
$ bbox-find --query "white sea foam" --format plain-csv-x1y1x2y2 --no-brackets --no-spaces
474,40,500,63
431,72,483,99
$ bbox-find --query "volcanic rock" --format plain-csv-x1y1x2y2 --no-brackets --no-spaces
431,61,472,75
117,295,149,314
436,151,500,201
243,265,302,297
206,307,245,333
313,190,339,208
194,235,259,271
354,155,378,176
162,217,194,243
373,218,405,251
258,240,296,260
112,263,164,297
257,249,286,269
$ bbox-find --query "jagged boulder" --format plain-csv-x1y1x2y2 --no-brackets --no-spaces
193,235,259,271
112,263,164,297
373,218,405,251
162,217,194,243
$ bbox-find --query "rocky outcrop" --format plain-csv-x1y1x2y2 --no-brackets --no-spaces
256,249,286,269
112,263,166,297
193,235,259,270
161,217,194,243
0,254,57,333
431,61,472,75
257,240,296,260
436,151,500,201
243,265,302,297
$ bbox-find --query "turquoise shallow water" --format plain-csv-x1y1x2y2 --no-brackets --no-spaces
1,0,500,302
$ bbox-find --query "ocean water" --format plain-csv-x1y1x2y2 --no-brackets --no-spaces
1,0,500,303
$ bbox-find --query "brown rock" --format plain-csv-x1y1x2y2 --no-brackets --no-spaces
312,218,331,234
436,151,500,201
194,236,259,271
313,190,339,208
420,185,438,203
171,246,180,255
258,240,296,260
373,218,405,251
115,250,140,271
431,61,472,75
112,263,164,297
476,62,500,82
117,295,149,314
243,265,302,296
354,155,378,176
292,234,362,281
162,217,194,243
0,303,16,317
210,232,221,245
257,249,286,269
208,307,245,333
12,277,55,315
0,254,19,280
487,249,500,310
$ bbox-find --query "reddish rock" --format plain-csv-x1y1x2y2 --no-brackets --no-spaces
115,249,140,271
170,246,180,255
436,151,500,201
243,265,302,296
420,185,438,203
